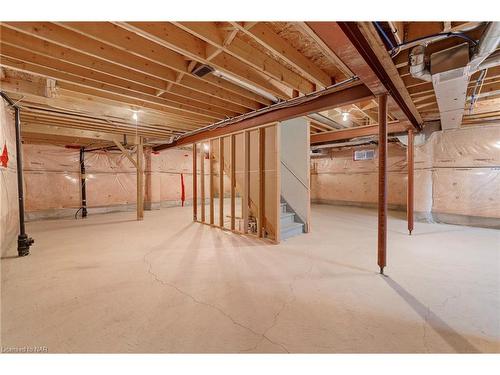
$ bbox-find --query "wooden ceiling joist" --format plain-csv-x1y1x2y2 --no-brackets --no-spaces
21,123,141,144
3,21,495,142
174,22,316,94
0,47,241,119
295,22,354,79
23,105,191,131
21,117,168,138
56,22,268,109
20,109,179,135
116,22,291,100
21,109,186,135
231,22,333,89
0,23,265,111
8,85,208,128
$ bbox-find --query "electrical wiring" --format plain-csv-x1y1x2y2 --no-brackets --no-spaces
372,22,479,58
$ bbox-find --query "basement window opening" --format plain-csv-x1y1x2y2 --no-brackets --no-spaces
353,149,375,161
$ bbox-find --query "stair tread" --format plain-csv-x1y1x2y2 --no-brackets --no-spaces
280,212,295,218
281,222,304,230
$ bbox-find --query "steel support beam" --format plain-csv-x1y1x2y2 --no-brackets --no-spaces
306,22,422,131
154,84,373,150
337,22,422,131
407,128,414,235
310,121,409,145
378,94,388,274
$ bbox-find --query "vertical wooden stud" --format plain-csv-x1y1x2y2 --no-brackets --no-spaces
275,124,281,243
243,131,250,234
230,135,236,231
258,128,265,238
137,136,144,221
219,138,224,228
193,143,197,221
209,140,214,225
200,142,205,223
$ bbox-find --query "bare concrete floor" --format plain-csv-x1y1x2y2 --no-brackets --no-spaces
1,204,499,353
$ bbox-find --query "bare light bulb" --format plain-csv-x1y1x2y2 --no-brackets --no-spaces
203,144,209,152
132,111,138,121
342,112,349,122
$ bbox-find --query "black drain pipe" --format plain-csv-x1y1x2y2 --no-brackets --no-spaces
79,147,88,218
1,91,34,256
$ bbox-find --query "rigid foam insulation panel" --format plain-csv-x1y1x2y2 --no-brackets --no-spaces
311,124,500,228
0,99,19,256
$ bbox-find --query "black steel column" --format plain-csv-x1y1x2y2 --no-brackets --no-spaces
79,147,88,218
1,91,35,257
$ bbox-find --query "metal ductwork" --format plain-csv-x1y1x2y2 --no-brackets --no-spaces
469,22,500,71
307,112,347,130
409,45,432,82
409,22,500,131
192,64,215,77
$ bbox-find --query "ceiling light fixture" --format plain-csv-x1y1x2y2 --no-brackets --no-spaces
132,111,138,121
342,111,350,122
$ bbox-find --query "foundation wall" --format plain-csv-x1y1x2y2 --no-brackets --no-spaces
0,99,19,256
311,124,500,228
22,143,194,221
311,143,408,210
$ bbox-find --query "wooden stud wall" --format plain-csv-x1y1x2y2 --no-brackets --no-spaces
191,123,279,242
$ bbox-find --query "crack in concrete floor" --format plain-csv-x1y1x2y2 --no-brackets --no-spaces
142,247,295,353
4,205,498,353
240,252,315,353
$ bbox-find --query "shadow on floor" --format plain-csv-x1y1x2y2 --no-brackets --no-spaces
383,276,480,353
0,255,21,260
36,218,138,230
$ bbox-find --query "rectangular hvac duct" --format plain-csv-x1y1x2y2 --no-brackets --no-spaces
430,43,470,130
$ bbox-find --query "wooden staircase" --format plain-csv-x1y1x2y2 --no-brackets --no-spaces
280,200,304,240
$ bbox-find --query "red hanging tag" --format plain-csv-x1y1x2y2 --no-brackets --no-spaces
180,173,185,207
0,143,8,168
